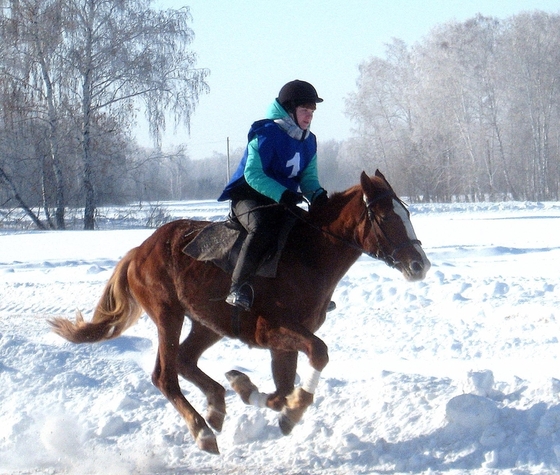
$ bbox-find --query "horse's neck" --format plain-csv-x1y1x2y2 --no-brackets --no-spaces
308,193,365,280
316,190,364,240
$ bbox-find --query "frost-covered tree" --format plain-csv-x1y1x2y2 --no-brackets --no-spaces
63,0,208,228
0,0,208,229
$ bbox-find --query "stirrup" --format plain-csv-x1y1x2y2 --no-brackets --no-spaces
226,283,254,311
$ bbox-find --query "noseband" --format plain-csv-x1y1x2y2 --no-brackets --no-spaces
363,192,422,269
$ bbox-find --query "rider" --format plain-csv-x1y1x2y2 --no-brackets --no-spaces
218,80,328,310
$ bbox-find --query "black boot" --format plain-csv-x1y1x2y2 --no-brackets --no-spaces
226,282,254,311
226,196,286,311
226,232,273,310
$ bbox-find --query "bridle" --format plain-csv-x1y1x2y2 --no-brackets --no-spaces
360,191,422,269
228,190,422,269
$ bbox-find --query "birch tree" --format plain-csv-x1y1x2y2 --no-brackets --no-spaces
0,0,68,228
62,0,208,229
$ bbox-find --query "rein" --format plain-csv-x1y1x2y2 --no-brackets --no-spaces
226,191,421,270
289,191,421,269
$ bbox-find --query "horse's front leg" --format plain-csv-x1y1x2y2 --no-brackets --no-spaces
265,322,329,434
269,349,298,410
277,357,324,435
227,318,329,435
225,349,297,411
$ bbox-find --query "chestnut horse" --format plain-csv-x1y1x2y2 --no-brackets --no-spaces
49,170,430,454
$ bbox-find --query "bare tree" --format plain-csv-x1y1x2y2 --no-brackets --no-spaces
0,0,68,228
61,0,208,228
30,0,67,227
0,0,208,229
346,12,560,202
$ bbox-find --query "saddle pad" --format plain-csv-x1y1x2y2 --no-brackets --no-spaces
182,220,292,278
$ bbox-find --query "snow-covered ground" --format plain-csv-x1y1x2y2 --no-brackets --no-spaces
2,200,560,474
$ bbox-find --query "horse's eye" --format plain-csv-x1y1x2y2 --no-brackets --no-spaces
377,211,392,222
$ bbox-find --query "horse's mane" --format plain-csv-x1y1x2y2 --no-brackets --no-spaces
306,185,361,226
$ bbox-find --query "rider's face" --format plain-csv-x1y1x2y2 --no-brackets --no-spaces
294,104,316,130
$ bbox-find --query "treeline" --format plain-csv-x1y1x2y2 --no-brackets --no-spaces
347,11,560,202
2,9,560,231
161,11,560,203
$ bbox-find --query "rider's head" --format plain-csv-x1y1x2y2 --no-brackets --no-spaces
277,80,323,129
277,80,323,113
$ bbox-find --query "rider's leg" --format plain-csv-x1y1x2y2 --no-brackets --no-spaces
226,198,284,310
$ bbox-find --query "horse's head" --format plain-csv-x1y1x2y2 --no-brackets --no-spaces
359,170,430,281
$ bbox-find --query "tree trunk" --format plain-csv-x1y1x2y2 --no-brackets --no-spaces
41,59,66,229
0,166,46,230
82,0,95,230
82,74,96,230
41,155,55,229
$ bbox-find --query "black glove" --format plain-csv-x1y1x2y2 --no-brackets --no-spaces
280,190,304,209
312,188,329,207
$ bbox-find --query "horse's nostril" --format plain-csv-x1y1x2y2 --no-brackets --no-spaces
411,261,423,273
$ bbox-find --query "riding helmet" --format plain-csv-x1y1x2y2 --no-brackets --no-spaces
277,80,323,112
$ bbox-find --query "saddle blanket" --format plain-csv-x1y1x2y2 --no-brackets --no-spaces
182,219,294,278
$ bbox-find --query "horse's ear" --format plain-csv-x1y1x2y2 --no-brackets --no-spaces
360,171,373,193
374,169,393,190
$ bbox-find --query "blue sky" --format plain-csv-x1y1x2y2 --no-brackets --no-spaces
148,0,560,161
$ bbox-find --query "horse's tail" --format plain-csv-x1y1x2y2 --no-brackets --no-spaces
49,248,143,344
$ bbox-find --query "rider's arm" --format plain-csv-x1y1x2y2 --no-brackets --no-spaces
244,136,287,203
299,153,322,201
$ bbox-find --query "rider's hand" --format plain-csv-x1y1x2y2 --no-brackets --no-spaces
311,188,329,207
280,190,304,209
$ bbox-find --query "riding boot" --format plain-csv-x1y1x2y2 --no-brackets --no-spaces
226,232,273,310
225,282,254,311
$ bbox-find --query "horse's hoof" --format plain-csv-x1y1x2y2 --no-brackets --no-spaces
225,369,243,382
196,428,219,454
207,405,226,432
277,387,314,435
225,370,258,404
278,412,296,435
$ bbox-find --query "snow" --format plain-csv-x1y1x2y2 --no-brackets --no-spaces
2,200,560,474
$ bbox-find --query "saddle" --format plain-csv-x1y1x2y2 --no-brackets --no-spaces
182,217,296,278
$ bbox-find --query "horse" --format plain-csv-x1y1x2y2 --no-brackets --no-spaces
49,170,430,455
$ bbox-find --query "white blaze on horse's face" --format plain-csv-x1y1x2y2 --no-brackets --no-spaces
391,198,431,281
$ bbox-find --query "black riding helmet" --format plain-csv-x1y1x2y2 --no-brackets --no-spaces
277,80,323,113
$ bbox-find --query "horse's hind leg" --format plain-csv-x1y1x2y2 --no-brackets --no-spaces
151,311,219,454
177,320,226,432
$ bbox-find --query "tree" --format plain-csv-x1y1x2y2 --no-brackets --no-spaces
0,0,208,229
346,12,560,202
62,0,208,228
0,0,68,228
